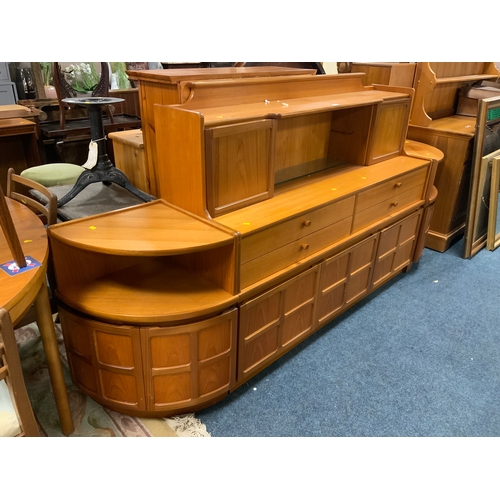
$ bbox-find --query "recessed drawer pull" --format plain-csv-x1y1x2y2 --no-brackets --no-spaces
390,201,399,207
395,182,402,188
300,244,310,250
303,220,312,227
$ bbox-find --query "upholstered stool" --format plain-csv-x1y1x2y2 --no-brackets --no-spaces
20,163,85,187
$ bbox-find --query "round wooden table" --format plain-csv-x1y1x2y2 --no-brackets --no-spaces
0,198,74,436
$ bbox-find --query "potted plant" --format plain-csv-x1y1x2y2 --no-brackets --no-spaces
40,62,57,99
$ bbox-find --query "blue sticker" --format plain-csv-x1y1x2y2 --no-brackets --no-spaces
0,256,42,276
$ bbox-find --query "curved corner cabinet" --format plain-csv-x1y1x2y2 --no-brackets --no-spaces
49,73,440,417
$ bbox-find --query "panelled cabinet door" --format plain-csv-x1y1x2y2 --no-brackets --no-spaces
58,306,147,412
367,98,411,165
238,266,319,384
372,209,423,289
205,119,276,217
142,308,238,413
315,233,379,327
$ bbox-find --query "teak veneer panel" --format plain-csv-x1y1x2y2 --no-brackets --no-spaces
49,199,235,255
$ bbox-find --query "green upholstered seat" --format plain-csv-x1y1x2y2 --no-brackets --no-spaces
20,163,85,187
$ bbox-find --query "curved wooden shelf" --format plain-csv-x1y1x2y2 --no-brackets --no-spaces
56,259,238,324
49,199,235,255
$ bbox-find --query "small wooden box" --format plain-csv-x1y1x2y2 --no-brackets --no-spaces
108,129,148,193
457,85,500,117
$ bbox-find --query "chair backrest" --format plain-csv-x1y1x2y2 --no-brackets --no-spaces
0,182,27,268
0,308,40,437
52,62,111,130
6,168,58,226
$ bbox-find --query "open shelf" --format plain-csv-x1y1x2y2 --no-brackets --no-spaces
57,258,238,325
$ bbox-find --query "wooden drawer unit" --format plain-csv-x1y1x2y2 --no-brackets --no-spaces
315,233,379,327
353,167,428,232
240,215,353,289
237,266,319,384
241,196,355,264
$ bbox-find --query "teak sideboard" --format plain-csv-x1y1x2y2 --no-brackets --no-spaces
48,73,439,417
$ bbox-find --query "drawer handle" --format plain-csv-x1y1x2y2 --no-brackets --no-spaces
395,182,402,188
303,220,312,227
300,244,310,251
391,201,399,207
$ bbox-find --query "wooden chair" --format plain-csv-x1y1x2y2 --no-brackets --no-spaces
0,185,40,436
6,168,57,227
0,308,40,436
6,168,59,318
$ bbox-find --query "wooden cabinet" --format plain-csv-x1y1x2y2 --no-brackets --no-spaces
49,72,439,417
351,62,416,88
59,303,238,415
0,118,41,192
126,66,317,196
407,62,500,251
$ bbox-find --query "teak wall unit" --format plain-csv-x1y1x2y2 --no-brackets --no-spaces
49,73,439,417
126,67,317,197
407,62,500,252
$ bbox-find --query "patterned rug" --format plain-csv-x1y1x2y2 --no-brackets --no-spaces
15,320,210,437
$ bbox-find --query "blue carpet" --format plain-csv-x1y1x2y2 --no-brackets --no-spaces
196,240,500,436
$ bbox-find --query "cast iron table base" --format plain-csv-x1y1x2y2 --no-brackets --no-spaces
58,97,155,207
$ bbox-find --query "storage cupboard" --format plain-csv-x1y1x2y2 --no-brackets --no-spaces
49,72,439,416
126,66,317,196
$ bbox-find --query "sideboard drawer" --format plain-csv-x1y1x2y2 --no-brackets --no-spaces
241,216,352,288
356,167,428,213
352,185,424,232
241,195,355,264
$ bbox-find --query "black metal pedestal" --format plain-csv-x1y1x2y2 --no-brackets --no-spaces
57,97,155,207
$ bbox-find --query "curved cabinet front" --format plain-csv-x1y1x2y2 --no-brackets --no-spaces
58,304,238,417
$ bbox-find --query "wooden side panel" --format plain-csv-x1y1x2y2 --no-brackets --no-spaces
142,308,238,412
367,99,410,164
154,105,207,217
328,105,375,165
139,82,180,196
238,266,319,384
316,234,379,327
59,306,146,412
372,210,422,289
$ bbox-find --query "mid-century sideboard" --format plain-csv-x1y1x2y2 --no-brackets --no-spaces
48,73,440,417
